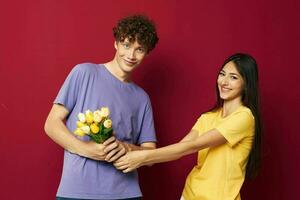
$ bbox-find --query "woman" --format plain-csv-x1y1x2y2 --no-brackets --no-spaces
112,53,262,200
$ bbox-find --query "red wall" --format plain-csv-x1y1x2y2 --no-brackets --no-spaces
1,0,299,199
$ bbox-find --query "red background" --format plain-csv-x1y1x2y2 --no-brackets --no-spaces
1,0,299,199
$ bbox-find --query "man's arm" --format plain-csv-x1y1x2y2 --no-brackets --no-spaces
44,104,107,161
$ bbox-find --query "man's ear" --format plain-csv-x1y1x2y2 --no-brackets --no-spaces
114,41,118,50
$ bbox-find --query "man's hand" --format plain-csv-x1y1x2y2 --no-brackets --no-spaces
103,136,129,162
78,141,107,161
45,104,108,161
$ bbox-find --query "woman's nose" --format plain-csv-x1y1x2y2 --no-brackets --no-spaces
221,76,229,85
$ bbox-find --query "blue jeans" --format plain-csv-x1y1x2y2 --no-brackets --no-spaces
56,197,142,200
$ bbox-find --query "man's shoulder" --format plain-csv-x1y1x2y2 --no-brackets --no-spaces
131,83,151,100
71,62,99,74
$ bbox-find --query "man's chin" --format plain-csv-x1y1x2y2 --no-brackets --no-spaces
119,66,134,75
123,64,139,71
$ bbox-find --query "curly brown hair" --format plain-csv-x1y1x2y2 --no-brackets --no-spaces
113,15,159,53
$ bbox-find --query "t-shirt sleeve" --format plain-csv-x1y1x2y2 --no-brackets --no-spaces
216,111,254,147
54,65,83,112
192,115,205,132
137,99,157,144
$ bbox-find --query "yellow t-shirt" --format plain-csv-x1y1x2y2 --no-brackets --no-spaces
182,106,254,200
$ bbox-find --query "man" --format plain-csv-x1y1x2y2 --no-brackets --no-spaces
44,15,159,200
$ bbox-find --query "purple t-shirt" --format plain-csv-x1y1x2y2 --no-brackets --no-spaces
54,63,156,199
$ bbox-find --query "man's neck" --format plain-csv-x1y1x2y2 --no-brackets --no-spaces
104,60,131,82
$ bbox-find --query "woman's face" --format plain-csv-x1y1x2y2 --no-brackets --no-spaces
217,61,244,101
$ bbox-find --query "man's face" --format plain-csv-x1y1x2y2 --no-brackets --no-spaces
114,38,147,74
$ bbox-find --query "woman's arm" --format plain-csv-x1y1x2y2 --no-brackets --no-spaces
102,136,156,162
114,129,227,172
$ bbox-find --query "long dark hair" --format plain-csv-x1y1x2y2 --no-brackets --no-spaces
211,53,262,179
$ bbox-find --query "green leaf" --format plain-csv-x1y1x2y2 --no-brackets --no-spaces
88,127,113,143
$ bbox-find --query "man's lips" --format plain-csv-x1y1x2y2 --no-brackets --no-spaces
123,59,137,65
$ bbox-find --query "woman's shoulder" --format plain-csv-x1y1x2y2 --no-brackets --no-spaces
203,108,221,116
201,106,253,121
235,106,254,118
199,109,220,121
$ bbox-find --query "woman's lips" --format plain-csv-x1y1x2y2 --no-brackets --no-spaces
220,86,231,92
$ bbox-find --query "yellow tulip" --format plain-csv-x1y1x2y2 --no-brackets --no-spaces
103,119,112,128
77,113,86,123
86,113,94,124
74,128,85,136
93,110,103,123
76,121,86,128
80,126,90,134
90,123,100,134
100,107,110,118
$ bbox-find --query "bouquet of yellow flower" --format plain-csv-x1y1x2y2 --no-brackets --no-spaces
74,107,113,143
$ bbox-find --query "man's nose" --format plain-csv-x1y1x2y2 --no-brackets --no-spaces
127,49,136,59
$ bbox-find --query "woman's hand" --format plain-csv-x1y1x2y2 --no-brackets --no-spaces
113,150,149,173
103,136,129,162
